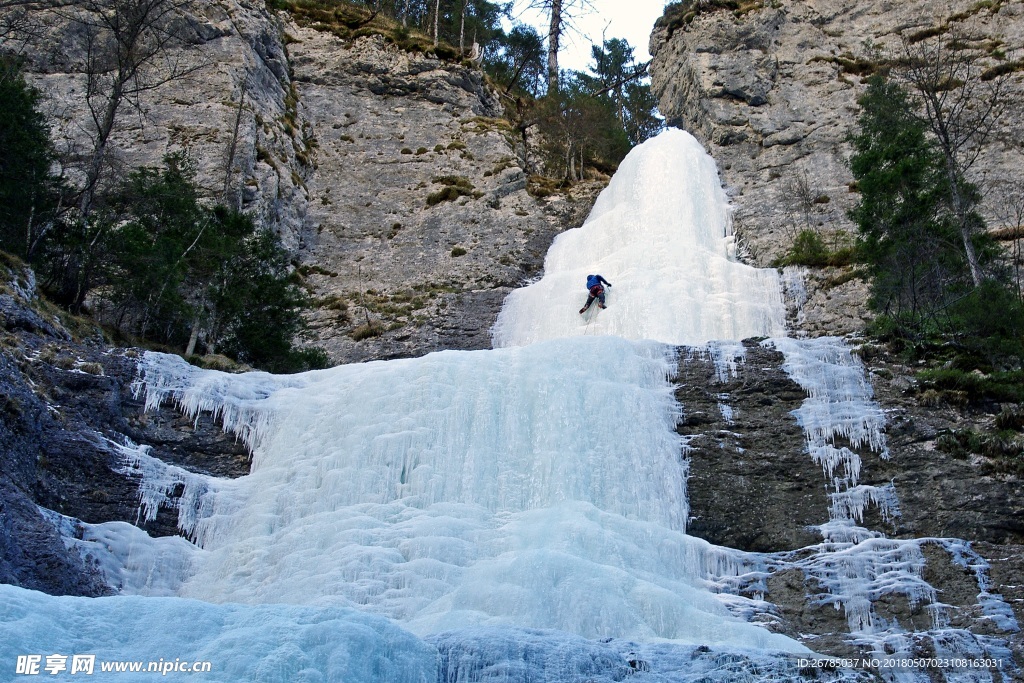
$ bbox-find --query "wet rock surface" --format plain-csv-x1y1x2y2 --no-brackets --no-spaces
677,340,825,552
677,339,1023,670
0,280,249,594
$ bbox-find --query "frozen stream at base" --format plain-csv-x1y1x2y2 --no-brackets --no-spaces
1,130,1014,681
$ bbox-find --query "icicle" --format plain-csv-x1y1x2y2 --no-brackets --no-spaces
828,484,901,525
780,266,808,330
111,438,220,540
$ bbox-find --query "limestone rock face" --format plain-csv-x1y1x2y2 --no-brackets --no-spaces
285,28,600,362
650,0,1024,336
23,0,311,248
17,2,598,363
677,341,823,552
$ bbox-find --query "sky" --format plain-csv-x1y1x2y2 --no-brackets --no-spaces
510,0,668,74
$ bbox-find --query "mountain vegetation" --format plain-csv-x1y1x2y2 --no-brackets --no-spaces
849,50,1024,368
293,0,663,180
0,57,325,372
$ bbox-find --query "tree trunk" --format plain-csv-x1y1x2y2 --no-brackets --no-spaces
80,77,124,219
185,317,201,356
433,0,440,47
546,0,562,93
223,79,247,209
944,162,983,287
24,204,34,259
459,0,465,55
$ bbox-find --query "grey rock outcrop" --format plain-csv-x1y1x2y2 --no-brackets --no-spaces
15,1,599,364
284,28,601,362
650,0,1024,336
0,266,249,593
677,341,1023,668
677,341,824,552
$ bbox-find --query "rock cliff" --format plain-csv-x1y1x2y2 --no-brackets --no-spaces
649,0,1024,336
18,0,598,364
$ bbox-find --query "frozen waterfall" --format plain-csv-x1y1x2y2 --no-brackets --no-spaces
492,128,786,347
5,128,1011,682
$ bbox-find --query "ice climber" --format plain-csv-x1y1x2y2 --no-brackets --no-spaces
579,274,611,314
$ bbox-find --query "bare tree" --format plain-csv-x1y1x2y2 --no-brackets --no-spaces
783,170,816,237
69,0,205,219
521,0,590,93
0,0,63,56
222,73,248,209
996,191,1024,300
896,31,1009,287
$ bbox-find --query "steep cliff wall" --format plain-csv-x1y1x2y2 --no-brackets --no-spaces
283,28,599,362
649,0,1024,336
17,1,598,364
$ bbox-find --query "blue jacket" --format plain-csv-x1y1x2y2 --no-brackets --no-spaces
586,274,610,290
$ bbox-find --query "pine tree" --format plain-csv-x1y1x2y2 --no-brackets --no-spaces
0,58,60,260
850,73,965,329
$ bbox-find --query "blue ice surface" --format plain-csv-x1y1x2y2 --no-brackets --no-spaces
0,584,434,682
2,585,872,683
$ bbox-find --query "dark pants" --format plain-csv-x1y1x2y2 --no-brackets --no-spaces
582,287,606,310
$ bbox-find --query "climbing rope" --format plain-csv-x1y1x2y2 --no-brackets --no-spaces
583,308,596,336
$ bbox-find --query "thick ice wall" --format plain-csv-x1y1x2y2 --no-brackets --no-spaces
141,338,684,528
0,584,436,682
492,129,786,347
136,342,806,652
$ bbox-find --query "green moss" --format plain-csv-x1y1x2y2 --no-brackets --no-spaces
272,0,466,64
316,294,348,311
526,175,570,198
80,362,104,375
916,368,1024,404
809,55,878,77
773,230,856,267
995,406,1024,431
982,59,1024,81
907,25,947,44
297,264,339,278
426,176,476,207
935,427,1024,474
658,0,764,38
426,186,460,206
350,322,383,341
